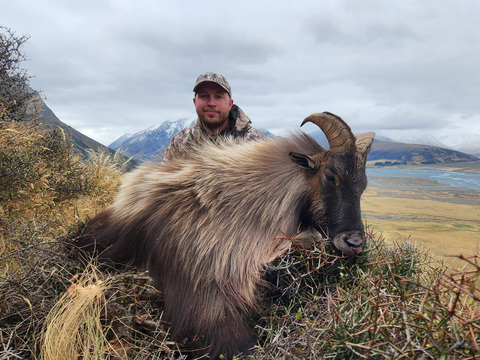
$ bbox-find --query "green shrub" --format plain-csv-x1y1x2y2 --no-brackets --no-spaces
255,231,480,359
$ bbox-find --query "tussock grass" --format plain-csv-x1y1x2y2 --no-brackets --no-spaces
0,120,126,222
0,119,129,358
0,120,126,259
39,264,111,360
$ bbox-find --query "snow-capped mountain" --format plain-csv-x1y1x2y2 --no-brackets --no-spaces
110,118,275,162
384,134,480,157
437,134,480,157
111,118,479,164
108,133,133,150
387,135,447,148
109,118,195,161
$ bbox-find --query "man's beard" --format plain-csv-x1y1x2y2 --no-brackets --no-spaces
197,108,229,133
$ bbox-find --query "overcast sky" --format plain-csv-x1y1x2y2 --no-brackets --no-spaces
2,0,480,146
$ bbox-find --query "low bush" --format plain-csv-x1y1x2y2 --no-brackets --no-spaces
256,232,479,359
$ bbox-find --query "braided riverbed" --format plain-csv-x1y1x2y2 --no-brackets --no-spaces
362,162,480,268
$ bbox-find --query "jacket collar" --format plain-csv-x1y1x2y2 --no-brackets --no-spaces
196,104,251,136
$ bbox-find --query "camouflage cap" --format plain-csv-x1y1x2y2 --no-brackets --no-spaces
193,72,232,97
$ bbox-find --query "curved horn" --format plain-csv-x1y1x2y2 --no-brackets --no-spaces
301,112,356,153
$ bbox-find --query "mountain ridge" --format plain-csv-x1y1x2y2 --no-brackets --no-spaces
109,118,275,161
39,101,107,156
112,121,479,165
309,130,478,166
37,99,479,167
37,99,138,169
367,139,478,166
382,134,480,157
109,118,196,161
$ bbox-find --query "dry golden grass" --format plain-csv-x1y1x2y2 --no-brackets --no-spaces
39,264,112,360
0,120,127,262
362,184,480,268
0,123,132,358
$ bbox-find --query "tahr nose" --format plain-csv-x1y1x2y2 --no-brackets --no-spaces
343,232,364,248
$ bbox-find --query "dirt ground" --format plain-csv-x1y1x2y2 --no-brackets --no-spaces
361,168,480,269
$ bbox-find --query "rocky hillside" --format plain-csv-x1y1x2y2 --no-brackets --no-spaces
39,101,107,156
37,100,138,169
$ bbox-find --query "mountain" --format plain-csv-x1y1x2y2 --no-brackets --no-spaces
39,101,108,156
437,134,480,157
37,100,138,169
308,131,478,166
110,119,275,161
367,139,478,166
388,135,447,148
382,134,480,157
108,133,133,150
109,118,196,161
111,121,478,165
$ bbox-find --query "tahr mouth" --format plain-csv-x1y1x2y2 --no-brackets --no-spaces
345,242,361,255
311,225,328,239
306,226,364,256
333,231,365,256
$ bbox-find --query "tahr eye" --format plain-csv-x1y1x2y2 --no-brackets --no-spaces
324,170,336,183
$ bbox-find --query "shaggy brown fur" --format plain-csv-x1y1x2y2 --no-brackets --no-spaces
78,115,374,358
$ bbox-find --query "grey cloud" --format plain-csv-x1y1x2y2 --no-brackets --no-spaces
3,0,480,145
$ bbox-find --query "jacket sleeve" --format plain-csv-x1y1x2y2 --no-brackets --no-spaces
162,129,188,163
245,128,267,141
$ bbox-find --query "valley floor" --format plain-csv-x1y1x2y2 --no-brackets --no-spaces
361,166,480,269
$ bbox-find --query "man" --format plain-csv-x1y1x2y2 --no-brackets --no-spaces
163,72,266,161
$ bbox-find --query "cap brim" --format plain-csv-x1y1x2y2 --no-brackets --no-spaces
193,81,230,96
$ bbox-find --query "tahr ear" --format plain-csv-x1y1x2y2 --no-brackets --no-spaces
289,152,315,169
289,152,328,171
288,152,320,171
355,132,375,158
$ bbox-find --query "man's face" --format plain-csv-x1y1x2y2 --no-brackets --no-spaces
193,82,233,133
